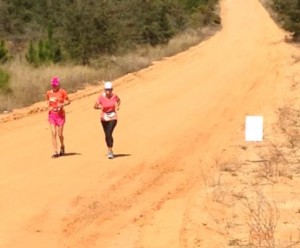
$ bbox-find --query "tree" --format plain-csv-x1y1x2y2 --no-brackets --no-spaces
0,68,11,94
133,0,186,46
60,0,119,64
272,0,300,41
0,0,220,64
0,40,8,63
26,40,39,66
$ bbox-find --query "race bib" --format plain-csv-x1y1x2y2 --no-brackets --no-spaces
49,97,57,102
103,112,116,121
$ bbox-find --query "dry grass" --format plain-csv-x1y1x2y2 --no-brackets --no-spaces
139,28,210,60
0,27,217,112
200,159,234,205
94,28,212,75
257,144,290,181
199,101,300,247
243,105,300,181
203,70,300,248
277,106,300,151
0,61,105,112
244,191,279,248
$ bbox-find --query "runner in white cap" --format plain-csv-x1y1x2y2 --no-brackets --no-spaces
94,81,121,159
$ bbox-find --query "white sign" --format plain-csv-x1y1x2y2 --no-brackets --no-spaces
245,116,263,142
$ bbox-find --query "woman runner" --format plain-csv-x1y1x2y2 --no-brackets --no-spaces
94,81,120,159
46,77,71,158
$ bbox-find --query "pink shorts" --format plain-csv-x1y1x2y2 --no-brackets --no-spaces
48,112,65,126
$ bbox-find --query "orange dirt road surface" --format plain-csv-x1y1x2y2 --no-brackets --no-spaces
0,0,297,247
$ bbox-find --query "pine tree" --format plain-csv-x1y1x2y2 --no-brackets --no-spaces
0,40,8,63
26,40,39,66
0,68,11,94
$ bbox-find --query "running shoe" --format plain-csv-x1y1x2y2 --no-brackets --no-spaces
60,146,65,156
107,151,114,159
52,152,60,158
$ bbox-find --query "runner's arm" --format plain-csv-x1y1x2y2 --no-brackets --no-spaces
58,98,71,108
116,99,121,110
115,97,121,110
64,98,71,106
94,102,101,110
57,91,71,109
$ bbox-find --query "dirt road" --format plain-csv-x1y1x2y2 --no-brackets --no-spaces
0,0,296,247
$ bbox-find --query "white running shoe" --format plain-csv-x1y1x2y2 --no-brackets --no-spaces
107,151,114,159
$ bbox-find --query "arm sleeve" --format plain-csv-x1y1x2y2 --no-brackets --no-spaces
63,90,69,100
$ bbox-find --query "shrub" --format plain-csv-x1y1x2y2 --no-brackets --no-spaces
0,40,8,63
0,68,11,94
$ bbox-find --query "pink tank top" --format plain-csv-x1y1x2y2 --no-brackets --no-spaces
97,93,120,121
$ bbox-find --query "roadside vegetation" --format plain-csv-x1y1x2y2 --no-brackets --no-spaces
0,0,220,112
200,81,300,246
261,0,300,41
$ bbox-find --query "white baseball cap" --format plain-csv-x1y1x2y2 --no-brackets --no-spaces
104,81,113,90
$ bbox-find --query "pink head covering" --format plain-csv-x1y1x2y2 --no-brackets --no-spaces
51,77,60,87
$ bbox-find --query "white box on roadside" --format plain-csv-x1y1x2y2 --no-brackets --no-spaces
245,116,263,142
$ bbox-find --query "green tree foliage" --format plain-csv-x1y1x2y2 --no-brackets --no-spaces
0,0,220,64
0,68,11,94
131,0,185,46
60,0,119,64
26,25,62,66
185,0,209,10
0,40,8,63
272,0,300,40
26,40,38,65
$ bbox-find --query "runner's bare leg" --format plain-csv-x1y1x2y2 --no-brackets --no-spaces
50,124,58,153
58,125,64,148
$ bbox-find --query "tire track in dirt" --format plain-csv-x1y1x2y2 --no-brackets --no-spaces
59,140,202,247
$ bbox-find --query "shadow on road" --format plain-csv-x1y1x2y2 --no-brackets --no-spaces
61,152,82,157
113,154,131,158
